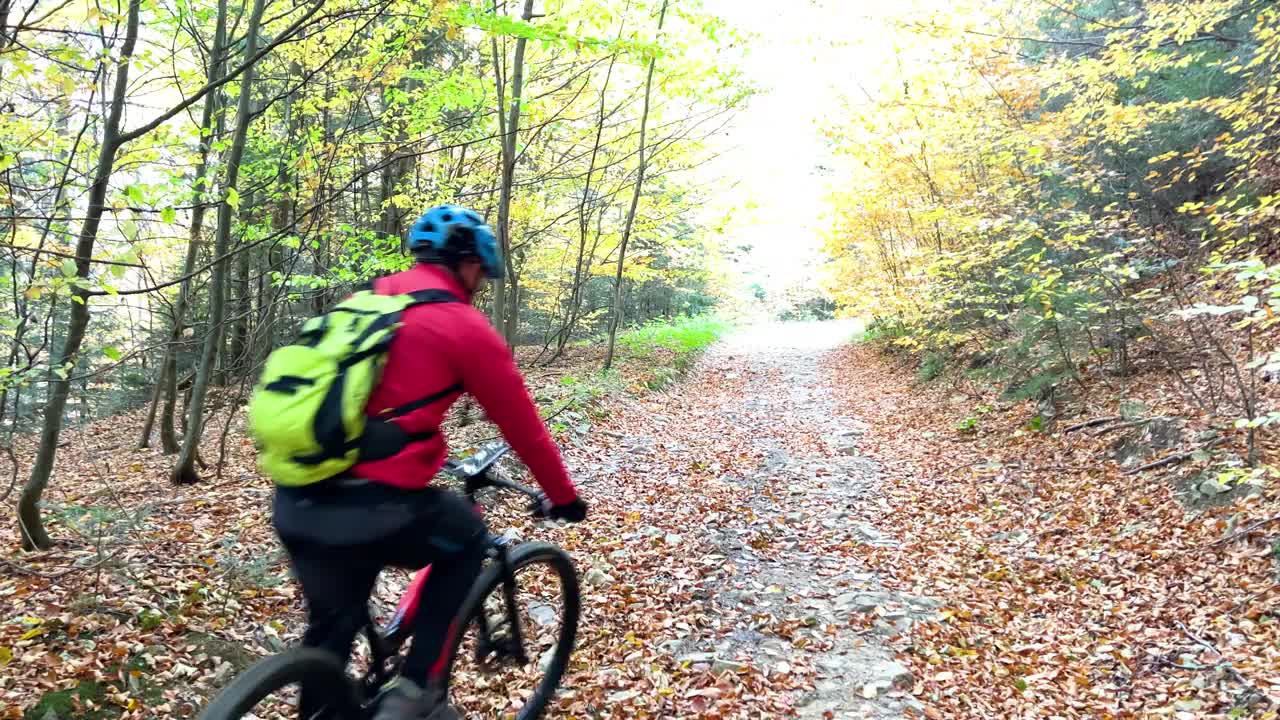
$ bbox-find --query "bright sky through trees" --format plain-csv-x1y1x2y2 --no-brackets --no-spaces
699,0,903,297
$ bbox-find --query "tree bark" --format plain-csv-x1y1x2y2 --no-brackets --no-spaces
605,0,667,371
144,0,229,451
17,0,141,550
491,0,536,343
138,358,165,449
376,42,431,242
173,0,265,485
158,351,181,452
259,75,298,364
228,197,253,376
557,46,621,357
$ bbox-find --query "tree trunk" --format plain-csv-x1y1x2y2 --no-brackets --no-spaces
18,0,141,550
557,45,621,357
259,59,300,363
228,208,253,375
491,0,536,344
158,351,181,452
505,268,520,343
173,0,265,485
138,363,165,449
146,0,228,450
605,0,667,371
376,41,428,242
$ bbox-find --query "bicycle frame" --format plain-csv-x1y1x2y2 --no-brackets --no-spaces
359,535,527,701
357,442,537,702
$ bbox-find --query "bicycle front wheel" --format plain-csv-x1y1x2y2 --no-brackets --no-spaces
444,541,580,720
198,647,363,720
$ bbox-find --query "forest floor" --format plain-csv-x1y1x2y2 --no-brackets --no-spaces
4,322,1280,719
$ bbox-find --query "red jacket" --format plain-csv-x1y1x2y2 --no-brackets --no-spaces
351,263,577,505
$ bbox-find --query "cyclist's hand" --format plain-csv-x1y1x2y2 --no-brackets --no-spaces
529,493,552,518
531,495,587,523
548,497,587,523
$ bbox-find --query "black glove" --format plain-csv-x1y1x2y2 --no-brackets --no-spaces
547,497,588,523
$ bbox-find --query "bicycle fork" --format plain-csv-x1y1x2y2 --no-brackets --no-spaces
477,538,531,666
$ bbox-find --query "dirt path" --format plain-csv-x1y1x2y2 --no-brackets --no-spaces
4,323,947,719
9,321,1276,719
556,323,937,718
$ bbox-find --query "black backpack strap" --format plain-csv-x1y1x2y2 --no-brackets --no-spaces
405,289,459,306
381,382,464,419
357,419,439,461
370,288,462,421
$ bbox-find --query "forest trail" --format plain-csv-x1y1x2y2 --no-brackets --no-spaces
553,322,936,718
8,322,1280,719
4,323,939,719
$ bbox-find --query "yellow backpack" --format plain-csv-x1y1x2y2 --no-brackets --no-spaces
248,289,457,486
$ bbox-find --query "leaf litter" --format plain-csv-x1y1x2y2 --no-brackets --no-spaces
8,326,1277,719
1,334,905,719
827,342,1280,719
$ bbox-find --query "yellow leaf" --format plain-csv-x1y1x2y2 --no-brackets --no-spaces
0,647,11,666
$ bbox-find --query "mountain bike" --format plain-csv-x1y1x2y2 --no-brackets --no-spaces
197,441,580,720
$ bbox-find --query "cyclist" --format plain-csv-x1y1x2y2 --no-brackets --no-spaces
272,204,589,720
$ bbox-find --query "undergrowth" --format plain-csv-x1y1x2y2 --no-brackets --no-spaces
617,315,729,367
528,315,731,433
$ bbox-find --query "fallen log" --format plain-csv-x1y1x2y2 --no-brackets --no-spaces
1064,416,1121,433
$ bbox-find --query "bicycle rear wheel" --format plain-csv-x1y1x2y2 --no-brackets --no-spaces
444,541,580,720
198,648,363,720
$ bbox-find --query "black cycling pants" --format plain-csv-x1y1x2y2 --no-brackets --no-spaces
273,482,487,708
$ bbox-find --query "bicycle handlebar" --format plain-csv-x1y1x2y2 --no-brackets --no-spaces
472,469,541,500
445,441,548,512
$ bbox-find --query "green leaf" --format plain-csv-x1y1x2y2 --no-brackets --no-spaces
125,184,145,205
103,346,122,361
161,206,177,224
226,187,240,210
60,259,77,278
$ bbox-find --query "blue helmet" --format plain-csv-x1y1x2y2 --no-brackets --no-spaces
406,204,503,279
